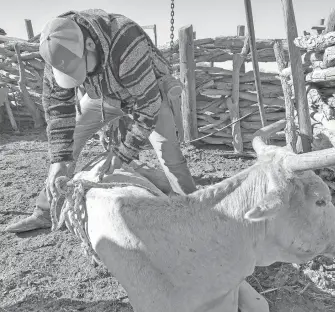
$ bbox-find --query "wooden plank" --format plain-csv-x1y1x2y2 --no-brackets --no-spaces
141,25,155,30
214,36,277,50
201,89,231,96
179,25,198,141
0,35,26,43
244,0,267,127
239,91,286,107
274,39,297,153
282,0,312,152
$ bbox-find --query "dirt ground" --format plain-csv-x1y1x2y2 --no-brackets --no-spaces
1,125,335,312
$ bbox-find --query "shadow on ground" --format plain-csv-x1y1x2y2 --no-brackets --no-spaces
1,296,133,312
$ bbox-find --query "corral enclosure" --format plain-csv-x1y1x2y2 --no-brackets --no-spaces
2,21,335,155
2,5,335,312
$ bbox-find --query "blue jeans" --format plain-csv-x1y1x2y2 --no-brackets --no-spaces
34,93,196,220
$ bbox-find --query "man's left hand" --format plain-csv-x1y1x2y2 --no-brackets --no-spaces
92,151,123,182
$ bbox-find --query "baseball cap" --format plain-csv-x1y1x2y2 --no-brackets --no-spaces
39,17,87,89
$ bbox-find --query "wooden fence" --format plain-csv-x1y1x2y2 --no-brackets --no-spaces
160,26,293,150
2,15,335,155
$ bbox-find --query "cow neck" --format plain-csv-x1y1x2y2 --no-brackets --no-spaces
189,163,261,210
188,163,268,246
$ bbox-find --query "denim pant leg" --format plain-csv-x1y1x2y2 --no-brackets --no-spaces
33,94,125,219
149,98,197,195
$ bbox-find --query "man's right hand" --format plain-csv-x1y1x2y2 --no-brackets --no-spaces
46,162,68,204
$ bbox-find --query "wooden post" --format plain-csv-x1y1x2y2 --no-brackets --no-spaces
274,40,297,153
237,25,245,36
14,43,44,128
282,0,312,153
325,8,335,33
0,87,6,127
24,19,34,40
312,18,325,35
227,54,245,153
1,87,19,132
179,25,198,141
244,0,267,128
237,25,246,73
153,24,158,46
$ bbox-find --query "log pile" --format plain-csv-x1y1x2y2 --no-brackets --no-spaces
161,36,291,149
293,31,335,149
160,36,295,65
0,38,44,128
192,67,287,148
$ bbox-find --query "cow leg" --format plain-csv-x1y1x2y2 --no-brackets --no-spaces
86,198,181,312
238,280,269,312
93,241,180,312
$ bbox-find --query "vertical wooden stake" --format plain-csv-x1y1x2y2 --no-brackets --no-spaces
179,25,198,141
153,24,158,46
1,87,19,132
227,54,245,153
282,0,312,153
237,25,246,73
24,19,34,40
274,40,297,153
244,0,267,128
237,25,245,36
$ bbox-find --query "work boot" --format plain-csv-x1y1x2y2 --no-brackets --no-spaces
5,188,52,233
5,214,52,233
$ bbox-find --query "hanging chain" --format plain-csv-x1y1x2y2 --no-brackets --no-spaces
169,0,175,65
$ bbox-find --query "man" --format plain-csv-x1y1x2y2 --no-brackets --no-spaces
5,9,197,233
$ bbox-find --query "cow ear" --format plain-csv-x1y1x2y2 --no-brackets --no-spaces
244,191,286,222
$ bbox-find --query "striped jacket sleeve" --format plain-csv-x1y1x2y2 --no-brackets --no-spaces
42,63,76,163
111,23,163,164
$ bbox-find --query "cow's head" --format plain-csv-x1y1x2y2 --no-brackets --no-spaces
245,120,335,265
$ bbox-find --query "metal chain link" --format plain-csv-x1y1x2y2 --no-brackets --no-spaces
169,0,175,65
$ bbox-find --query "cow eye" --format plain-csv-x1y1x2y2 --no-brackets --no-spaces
316,199,327,207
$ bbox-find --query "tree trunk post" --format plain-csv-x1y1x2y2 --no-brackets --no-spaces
153,24,157,46
237,25,246,73
24,19,34,40
1,87,19,132
244,0,267,128
237,25,245,36
274,40,297,153
228,54,245,153
281,0,312,153
179,25,198,142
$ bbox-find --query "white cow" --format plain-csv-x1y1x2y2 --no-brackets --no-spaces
53,121,335,312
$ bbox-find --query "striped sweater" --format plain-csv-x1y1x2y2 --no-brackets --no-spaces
42,9,171,164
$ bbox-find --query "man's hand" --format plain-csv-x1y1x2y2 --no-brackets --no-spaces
92,151,123,182
46,162,68,204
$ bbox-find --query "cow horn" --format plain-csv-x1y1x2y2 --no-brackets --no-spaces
252,119,287,155
252,119,335,171
283,148,335,172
